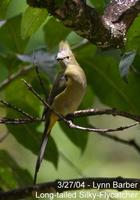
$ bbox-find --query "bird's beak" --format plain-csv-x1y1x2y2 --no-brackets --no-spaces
56,51,63,60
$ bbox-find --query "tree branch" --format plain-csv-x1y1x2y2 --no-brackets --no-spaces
1,100,140,154
73,108,140,122
66,120,138,133
0,65,33,91
96,131,140,154
26,0,140,48
0,177,140,199
0,117,42,124
0,99,34,119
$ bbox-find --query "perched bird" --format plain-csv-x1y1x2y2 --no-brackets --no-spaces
34,41,87,184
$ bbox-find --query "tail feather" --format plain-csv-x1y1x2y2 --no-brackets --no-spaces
33,130,50,184
33,113,58,184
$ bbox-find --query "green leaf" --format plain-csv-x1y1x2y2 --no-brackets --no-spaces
0,150,32,190
126,15,140,51
21,6,48,39
0,0,11,19
44,17,70,50
0,15,28,53
0,55,8,82
119,51,136,82
60,118,89,153
88,0,105,12
132,53,140,74
81,86,95,109
78,44,140,114
4,76,59,168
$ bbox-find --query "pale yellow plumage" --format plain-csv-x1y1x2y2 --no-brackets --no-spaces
33,41,87,184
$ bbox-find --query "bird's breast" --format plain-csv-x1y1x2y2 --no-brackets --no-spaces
52,74,86,116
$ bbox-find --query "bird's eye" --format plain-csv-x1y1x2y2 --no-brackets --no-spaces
66,56,69,59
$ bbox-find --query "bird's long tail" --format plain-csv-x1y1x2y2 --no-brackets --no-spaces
33,113,58,184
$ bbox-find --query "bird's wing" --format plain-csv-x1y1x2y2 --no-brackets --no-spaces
48,72,67,105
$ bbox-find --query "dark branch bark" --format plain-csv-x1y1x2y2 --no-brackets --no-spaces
0,177,140,200
26,0,140,48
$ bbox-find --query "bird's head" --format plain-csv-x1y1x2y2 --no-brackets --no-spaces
56,41,74,67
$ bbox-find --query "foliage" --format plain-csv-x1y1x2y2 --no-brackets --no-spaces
0,150,32,190
0,0,140,191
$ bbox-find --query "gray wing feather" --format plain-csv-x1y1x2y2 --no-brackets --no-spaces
48,72,67,105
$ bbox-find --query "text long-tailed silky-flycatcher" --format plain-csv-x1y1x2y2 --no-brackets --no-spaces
33,41,87,184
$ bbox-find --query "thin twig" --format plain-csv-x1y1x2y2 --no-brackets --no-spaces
0,99,34,119
0,65,33,90
67,120,138,133
0,117,42,124
96,131,140,154
74,108,140,122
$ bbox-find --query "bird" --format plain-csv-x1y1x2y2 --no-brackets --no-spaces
33,41,87,184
